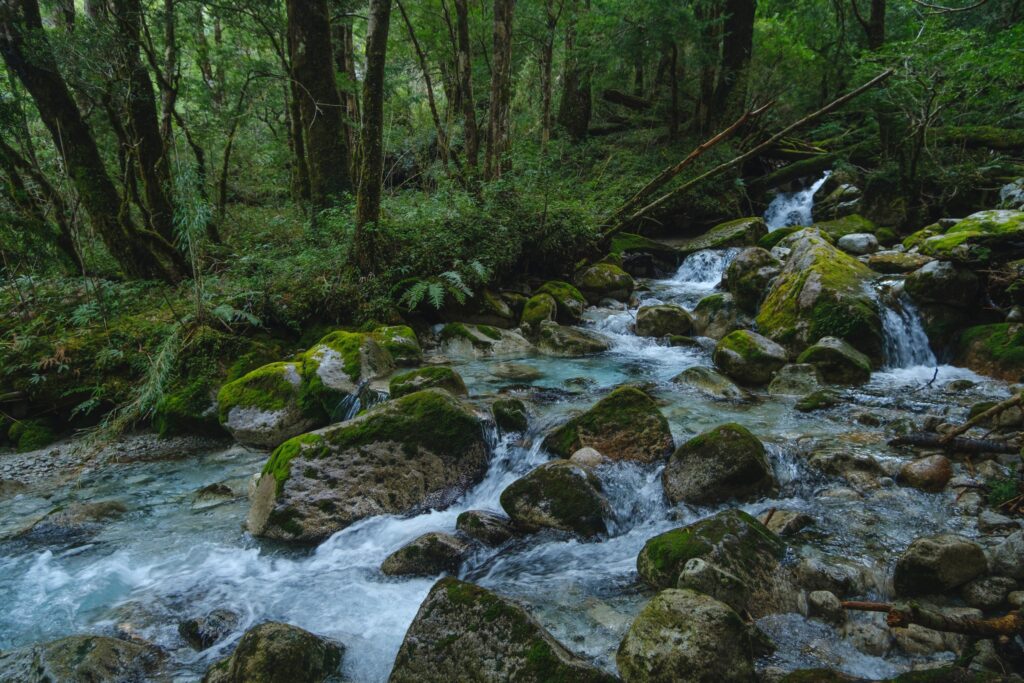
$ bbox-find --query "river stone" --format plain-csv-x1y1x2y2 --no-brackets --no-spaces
671,366,750,402
691,293,752,340
575,262,635,304
217,362,321,449
905,260,981,309
535,281,587,324
990,530,1024,580
713,330,788,386
961,576,1017,610
489,362,544,381
571,447,609,468
768,364,822,396
536,321,611,357
616,589,759,683
795,389,842,412
499,460,610,538
898,455,952,492
0,635,162,682
520,293,558,336
866,251,934,275
837,233,879,255
491,398,529,433
543,385,674,463
893,534,988,596
456,510,516,546
388,366,467,398
202,622,343,683
438,323,533,359
389,578,616,683
17,500,127,544
759,509,813,537
723,247,782,313
676,217,768,255
179,609,240,650
796,336,872,384
381,532,473,577
635,304,694,337
247,389,489,544
662,424,777,506
792,554,877,597
805,590,846,626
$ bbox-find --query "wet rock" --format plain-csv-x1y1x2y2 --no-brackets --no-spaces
1008,590,1024,609
543,385,674,463
662,424,777,506
570,447,609,468
500,460,610,538
18,500,128,544
905,260,981,309
519,293,558,336
813,182,863,222
978,510,1020,534
371,325,423,366
692,293,752,340
713,330,788,386
535,281,587,324
759,509,813,537
390,578,616,683
247,389,489,544
0,635,162,682
491,398,529,433
865,251,934,274
957,323,1024,381
796,337,872,385
536,321,611,357
842,620,893,657
389,366,467,398
795,389,843,412
911,209,1024,265
456,510,516,546
179,609,240,650
438,323,533,359
676,217,768,255
804,590,846,626
893,534,988,596
575,262,635,304
202,622,343,683
892,606,980,657
635,304,694,338
676,558,752,614
616,589,761,683
768,364,822,396
791,554,877,597
301,330,394,406
990,530,1024,580
671,366,750,402
898,455,952,492
961,576,1017,610
216,361,322,449
723,247,782,313
489,362,544,381
837,232,879,255
381,532,473,577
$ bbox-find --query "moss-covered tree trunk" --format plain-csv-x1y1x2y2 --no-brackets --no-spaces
484,0,514,179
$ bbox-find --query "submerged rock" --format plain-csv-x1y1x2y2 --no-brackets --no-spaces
388,366,467,398
500,460,610,538
767,364,822,396
662,424,777,506
456,510,516,546
575,262,635,304
247,389,489,544
723,247,782,313
893,534,988,596
202,622,343,683
691,293,752,340
491,398,529,433
536,321,611,357
796,336,873,384
17,500,127,544
635,304,694,338
380,532,473,577
179,609,240,650
795,389,842,412
0,635,161,682
543,386,674,463
671,366,750,402
390,578,616,683
713,330,788,386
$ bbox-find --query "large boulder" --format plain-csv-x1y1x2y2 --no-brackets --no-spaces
575,262,635,304
536,321,611,357
371,325,423,366
893,535,988,597
723,247,782,313
520,294,558,337
611,233,682,275
905,260,980,310
535,281,587,324
756,230,883,362
914,210,1024,265
438,323,532,359
691,293,752,339
389,578,616,683
456,510,516,546
956,324,1024,381
247,389,489,544
767,364,822,396
380,532,473,577
300,330,394,407
499,460,611,538
0,635,162,682
388,367,467,398
217,362,321,449
202,622,343,683
662,424,776,506
635,305,694,338
866,251,934,275
616,589,760,683
814,214,878,240
671,366,749,402
713,330,788,386
676,217,767,255
543,386,674,463
491,398,529,433
796,336,873,384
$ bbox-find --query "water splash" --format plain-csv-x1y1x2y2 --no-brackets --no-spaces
330,381,389,422
764,172,832,231
877,282,937,370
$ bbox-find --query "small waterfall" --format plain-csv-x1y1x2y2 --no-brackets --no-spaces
878,282,937,369
330,381,389,422
655,248,740,310
764,171,832,231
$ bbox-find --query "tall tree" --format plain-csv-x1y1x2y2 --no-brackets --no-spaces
484,0,515,179
453,0,479,170
557,0,590,140
851,0,886,50
710,0,756,125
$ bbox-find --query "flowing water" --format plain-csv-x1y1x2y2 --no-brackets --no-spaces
0,250,1008,681
765,172,832,230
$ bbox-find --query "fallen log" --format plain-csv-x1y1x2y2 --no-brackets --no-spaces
601,89,653,111
843,601,1024,638
941,391,1023,445
888,432,1018,455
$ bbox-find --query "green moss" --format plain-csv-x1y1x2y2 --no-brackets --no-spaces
8,418,57,452
520,294,557,333
960,323,1024,368
261,432,327,490
439,323,499,348
477,324,502,340
371,325,422,366
574,263,634,301
152,378,223,437
903,224,943,250
389,367,467,398
216,362,299,423
795,389,841,412
543,386,671,459
678,217,767,254
305,331,364,383
814,213,877,239
758,226,801,250
499,461,607,537
536,281,586,317
609,232,680,262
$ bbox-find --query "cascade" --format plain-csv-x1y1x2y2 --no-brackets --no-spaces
764,172,831,230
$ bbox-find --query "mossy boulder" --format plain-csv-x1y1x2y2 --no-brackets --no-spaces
389,578,617,683
202,622,343,683
893,535,988,597
767,364,822,396
536,321,610,357
905,260,981,311
7,418,57,452
247,389,489,544
758,225,802,251
301,330,394,409
755,230,883,362
916,210,1024,265
438,323,533,359
635,305,694,338
866,251,934,275
796,336,872,385
957,324,1024,381
520,293,558,336
456,510,516,546
575,262,635,304
380,531,473,577
610,232,682,269
543,386,674,463
723,247,782,313
371,325,422,366
179,609,240,651
616,589,759,683
389,366,467,398
676,217,767,255
662,424,776,506
795,388,842,412
153,379,223,438
217,362,321,449
535,281,587,324
0,635,162,682
713,330,788,386
671,366,749,402
814,213,878,240
499,460,611,538
492,398,529,433
691,293,751,340
441,288,518,329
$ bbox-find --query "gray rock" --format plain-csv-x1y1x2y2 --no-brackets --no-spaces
500,460,611,538
796,337,872,385
635,304,694,337
805,590,846,626
456,510,516,546
381,532,473,577
713,330,789,386
768,364,822,396
759,509,813,537
671,366,750,402
905,260,980,310
691,293,752,340
536,321,611,357
202,622,343,683
837,233,879,255
990,530,1024,580
179,609,240,651
662,424,777,506
893,535,988,596
723,247,782,313
0,635,163,683
961,576,1017,610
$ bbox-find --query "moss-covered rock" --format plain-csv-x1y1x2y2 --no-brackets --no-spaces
713,330,788,386
795,388,842,412
616,589,759,683
536,321,610,357
301,330,394,411
153,379,223,438
7,418,57,452
575,262,635,304
456,510,516,546
691,293,752,340
520,293,558,336
957,324,1024,381
217,362,321,449
389,366,467,398
905,260,980,311
723,247,782,314
796,336,872,385
0,634,162,682
440,289,518,329
662,424,776,506
610,232,682,270
756,230,883,362
438,323,533,359
866,251,934,274
543,386,674,463
247,389,488,544
380,531,473,577
500,460,611,538
179,609,239,651
389,578,617,683
492,398,529,433
814,213,878,240
916,210,1024,265
371,325,423,366
671,366,750,402
202,622,343,683
535,281,587,324
767,364,822,396
676,217,767,255
758,225,802,251
635,304,694,338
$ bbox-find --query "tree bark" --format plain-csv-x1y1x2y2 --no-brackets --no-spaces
331,13,359,155
711,0,756,126
453,0,479,170
484,0,515,179
557,0,590,141
539,0,560,145
852,0,886,50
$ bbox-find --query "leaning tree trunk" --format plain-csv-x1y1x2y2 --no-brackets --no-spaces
557,0,591,141
453,0,479,170
0,0,186,282
484,0,514,180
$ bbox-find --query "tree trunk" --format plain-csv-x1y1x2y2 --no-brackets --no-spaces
557,0,590,141
453,0,479,170
484,0,515,180
710,0,756,126
331,17,359,155
539,0,558,145
0,0,186,282
669,43,679,140
852,0,885,50
287,0,350,209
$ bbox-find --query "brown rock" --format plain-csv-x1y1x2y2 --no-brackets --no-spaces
899,455,952,492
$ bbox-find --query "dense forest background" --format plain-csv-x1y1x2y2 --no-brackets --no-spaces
0,0,1022,448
